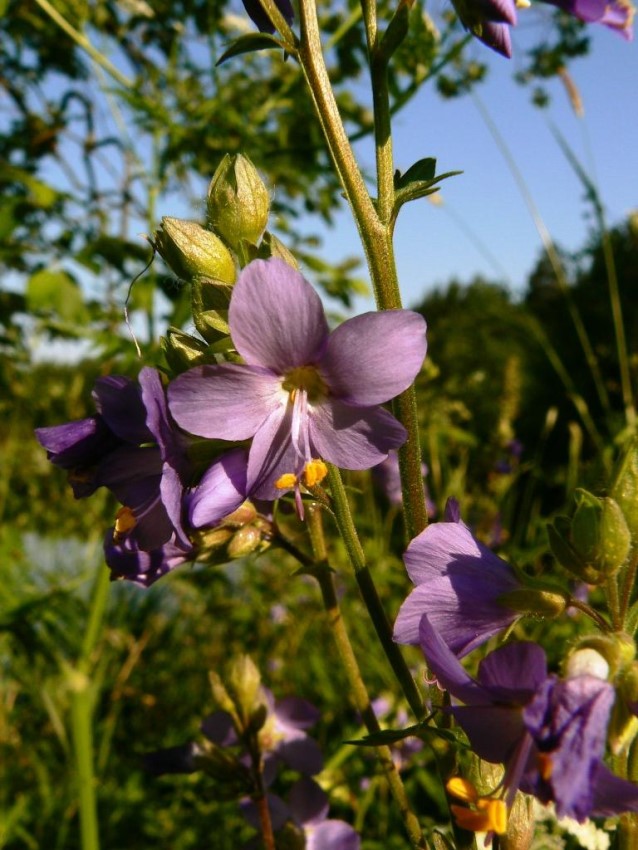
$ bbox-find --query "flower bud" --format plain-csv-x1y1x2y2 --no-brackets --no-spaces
573,632,635,675
609,662,638,755
497,587,568,618
256,231,299,268
611,438,638,545
566,647,610,680
572,490,631,577
228,655,265,730
227,524,263,559
207,154,270,251
154,217,236,283
161,327,209,373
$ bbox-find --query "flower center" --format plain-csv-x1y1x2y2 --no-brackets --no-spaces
281,365,327,403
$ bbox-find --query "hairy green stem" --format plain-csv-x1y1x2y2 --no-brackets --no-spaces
326,466,425,718
306,506,429,849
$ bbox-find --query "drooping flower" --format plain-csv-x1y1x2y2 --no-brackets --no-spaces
105,532,193,587
540,0,634,37
449,0,517,57
168,258,427,511
418,615,638,829
37,367,191,551
393,499,523,656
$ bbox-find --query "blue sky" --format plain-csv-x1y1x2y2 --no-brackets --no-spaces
311,17,638,311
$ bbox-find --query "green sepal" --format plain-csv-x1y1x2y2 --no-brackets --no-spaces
217,32,286,65
161,327,210,374
192,278,233,343
395,157,437,188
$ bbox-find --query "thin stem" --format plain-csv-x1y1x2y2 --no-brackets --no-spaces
326,466,425,718
606,576,622,631
620,551,638,627
566,597,610,632
306,508,428,849
253,776,276,850
33,0,132,89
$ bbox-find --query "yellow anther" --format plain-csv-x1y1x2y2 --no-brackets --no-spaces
113,506,137,542
477,798,507,834
516,0,531,7
446,777,479,803
303,459,328,488
275,473,297,490
450,805,494,834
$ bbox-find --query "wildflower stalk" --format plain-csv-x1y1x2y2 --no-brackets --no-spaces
297,0,428,538
326,465,425,719
306,504,430,849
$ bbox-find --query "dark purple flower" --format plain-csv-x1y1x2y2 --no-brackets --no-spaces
242,779,360,850
393,499,521,656
419,615,638,824
37,367,191,551
449,0,517,56
540,0,634,37
168,259,427,506
104,531,193,587
241,0,294,33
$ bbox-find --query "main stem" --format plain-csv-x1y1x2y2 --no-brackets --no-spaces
306,506,429,849
297,0,427,537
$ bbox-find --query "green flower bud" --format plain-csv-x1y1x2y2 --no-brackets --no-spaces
207,154,270,251
161,327,209,373
154,217,236,282
228,655,265,730
572,490,631,577
573,632,636,675
610,662,638,755
227,525,263,559
497,587,568,618
611,438,638,544
548,516,603,584
256,231,299,268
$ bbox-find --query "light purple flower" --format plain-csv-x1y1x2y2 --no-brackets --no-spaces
541,0,634,38
419,615,638,822
393,499,521,656
168,258,427,505
186,447,249,529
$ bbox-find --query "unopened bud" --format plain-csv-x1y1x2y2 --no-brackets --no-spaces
228,655,264,729
161,327,209,373
566,647,610,680
154,217,236,283
572,490,631,577
574,632,636,675
256,231,299,268
611,438,638,545
207,154,270,251
498,587,567,618
227,524,263,559
548,516,601,583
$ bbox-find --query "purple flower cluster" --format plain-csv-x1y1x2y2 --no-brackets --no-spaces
36,258,427,582
449,0,633,56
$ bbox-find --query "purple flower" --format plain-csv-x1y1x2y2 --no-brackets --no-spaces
419,615,638,824
242,0,294,32
202,688,324,780
104,531,193,587
393,499,521,656
37,367,190,551
168,259,427,507
242,779,360,850
186,447,249,529
449,0,517,56
541,0,634,38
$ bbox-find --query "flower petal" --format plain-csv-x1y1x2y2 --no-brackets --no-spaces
187,448,248,528
247,404,300,499
308,819,361,850
168,363,280,440
92,375,151,444
309,401,406,469
319,310,426,406
418,615,489,704
288,777,329,825
229,258,329,371
591,764,638,816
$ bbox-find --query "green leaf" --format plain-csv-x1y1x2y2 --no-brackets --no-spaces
26,269,88,323
395,158,437,189
217,33,286,65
